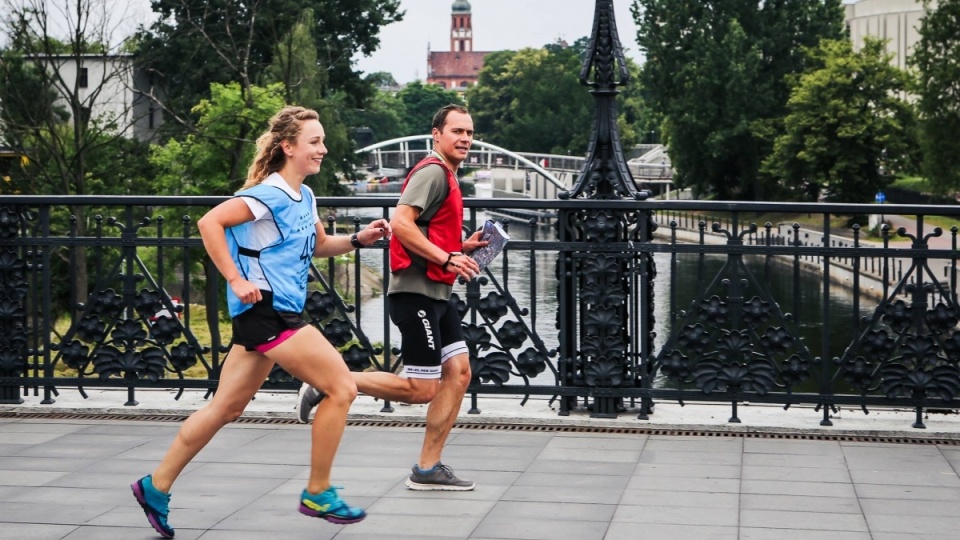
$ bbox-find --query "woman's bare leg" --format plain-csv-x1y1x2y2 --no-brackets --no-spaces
266,325,357,494
150,346,273,492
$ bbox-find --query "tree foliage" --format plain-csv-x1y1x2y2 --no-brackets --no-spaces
134,0,403,130
396,81,464,136
910,0,960,195
267,8,322,107
633,0,846,200
763,38,915,202
342,86,410,144
0,0,158,304
150,82,286,197
466,40,646,156
469,47,589,154
0,0,150,196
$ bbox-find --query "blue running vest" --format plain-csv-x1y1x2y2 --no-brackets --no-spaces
225,184,317,317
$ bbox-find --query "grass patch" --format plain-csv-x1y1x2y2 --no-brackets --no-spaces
892,175,931,192
897,214,960,232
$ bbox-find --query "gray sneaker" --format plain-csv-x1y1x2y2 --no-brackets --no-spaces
405,462,475,491
296,383,324,424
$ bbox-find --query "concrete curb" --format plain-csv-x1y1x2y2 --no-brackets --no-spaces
5,405,960,443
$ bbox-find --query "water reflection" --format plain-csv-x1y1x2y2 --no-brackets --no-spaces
667,253,876,362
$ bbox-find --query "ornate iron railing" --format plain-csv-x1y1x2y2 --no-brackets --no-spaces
3,1,960,429
1,196,959,428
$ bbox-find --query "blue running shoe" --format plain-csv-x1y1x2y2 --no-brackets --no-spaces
131,475,174,538
299,486,366,524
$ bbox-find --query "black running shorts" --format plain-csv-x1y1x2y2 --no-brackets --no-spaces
231,290,308,351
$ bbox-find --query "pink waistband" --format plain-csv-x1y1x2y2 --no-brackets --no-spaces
254,327,300,354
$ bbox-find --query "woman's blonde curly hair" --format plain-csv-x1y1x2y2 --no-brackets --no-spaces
243,106,320,189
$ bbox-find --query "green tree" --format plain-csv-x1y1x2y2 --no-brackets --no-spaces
150,82,286,197
0,0,158,303
342,88,410,144
464,50,515,144
910,0,960,195
364,71,400,89
396,81,464,136
134,0,403,132
466,41,645,156
267,8,322,107
634,0,845,200
763,38,915,203
262,8,355,195
0,50,67,193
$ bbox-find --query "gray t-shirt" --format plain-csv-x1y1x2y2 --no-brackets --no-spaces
389,163,457,301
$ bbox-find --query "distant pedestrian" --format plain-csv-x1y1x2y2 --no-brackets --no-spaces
131,105,391,538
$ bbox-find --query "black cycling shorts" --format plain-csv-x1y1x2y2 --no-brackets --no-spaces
388,292,467,379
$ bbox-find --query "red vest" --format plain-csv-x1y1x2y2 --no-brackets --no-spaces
389,156,464,285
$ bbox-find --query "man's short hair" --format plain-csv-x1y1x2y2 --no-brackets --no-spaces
432,104,469,132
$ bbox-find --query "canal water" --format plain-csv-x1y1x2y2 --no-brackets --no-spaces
333,208,874,386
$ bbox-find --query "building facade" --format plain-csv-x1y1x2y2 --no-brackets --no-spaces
844,0,938,69
23,54,161,142
426,0,491,92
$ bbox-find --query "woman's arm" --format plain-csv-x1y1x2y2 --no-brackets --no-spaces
196,198,261,305
312,218,392,258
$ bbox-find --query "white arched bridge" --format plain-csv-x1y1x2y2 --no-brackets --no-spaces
354,135,674,200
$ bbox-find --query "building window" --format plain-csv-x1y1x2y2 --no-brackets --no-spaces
459,40,465,51
438,82,447,89
78,67,88,88
460,81,471,88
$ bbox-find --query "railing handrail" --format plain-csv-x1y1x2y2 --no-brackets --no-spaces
3,195,959,217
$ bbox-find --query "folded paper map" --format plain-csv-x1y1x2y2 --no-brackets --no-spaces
471,220,510,271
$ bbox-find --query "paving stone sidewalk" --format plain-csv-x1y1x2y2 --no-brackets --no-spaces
3,408,960,540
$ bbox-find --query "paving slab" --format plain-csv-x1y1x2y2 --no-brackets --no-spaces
2,389,960,538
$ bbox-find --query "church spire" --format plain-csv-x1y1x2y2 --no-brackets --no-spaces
450,0,473,52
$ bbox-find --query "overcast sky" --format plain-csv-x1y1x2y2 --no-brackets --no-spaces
354,0,643,84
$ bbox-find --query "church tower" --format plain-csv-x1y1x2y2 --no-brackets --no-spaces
427,0,489,92
451,0,472,52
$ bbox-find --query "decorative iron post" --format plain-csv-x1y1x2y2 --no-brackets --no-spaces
0,205,27,404
557,0,654,418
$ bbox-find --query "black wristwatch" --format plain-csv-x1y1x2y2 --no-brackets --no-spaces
350,233,364,249
443,251,464,269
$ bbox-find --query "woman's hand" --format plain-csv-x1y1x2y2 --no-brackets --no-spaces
229,277,262,304
357,218,392,245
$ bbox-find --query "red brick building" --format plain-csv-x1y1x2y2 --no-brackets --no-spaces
426,0,491,92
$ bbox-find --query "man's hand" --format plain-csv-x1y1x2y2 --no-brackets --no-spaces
445,252,481,280
462,230,488,254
